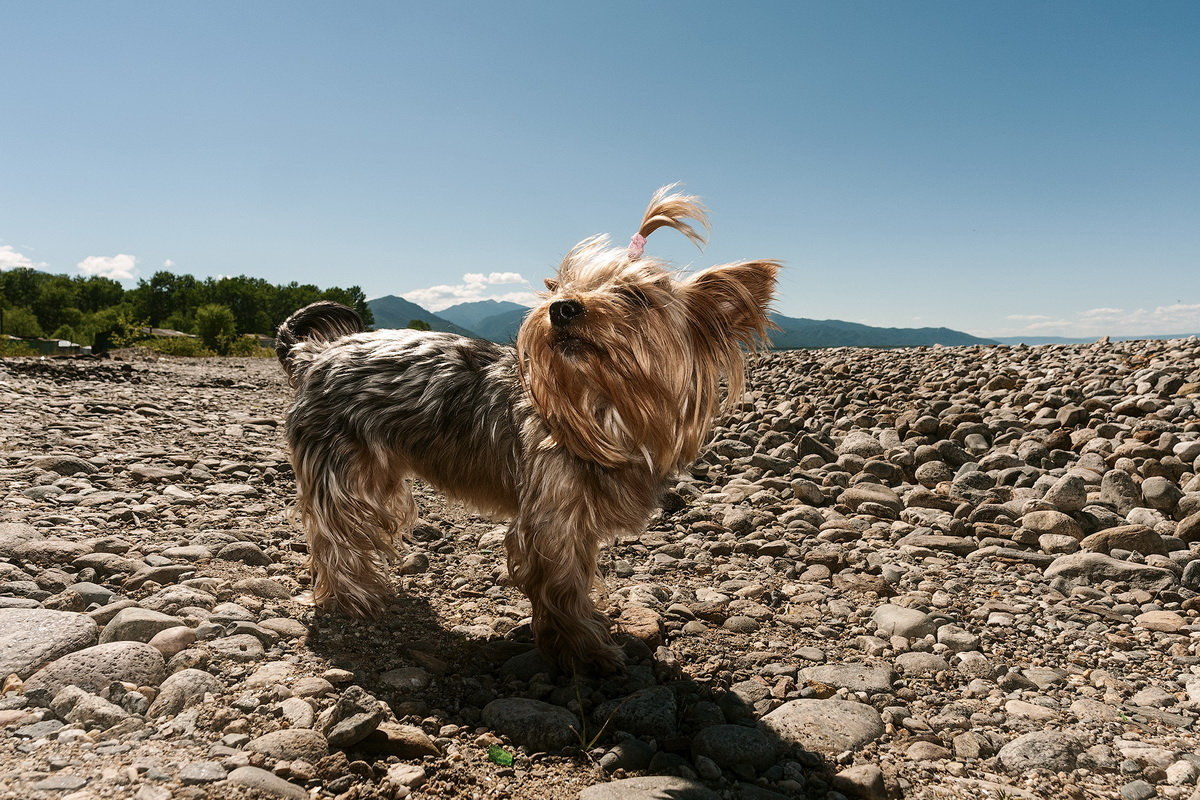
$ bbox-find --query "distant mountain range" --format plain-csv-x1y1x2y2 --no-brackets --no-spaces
436,299,528,332
366,295,477,337
367,295,1007,349
769,314,996,348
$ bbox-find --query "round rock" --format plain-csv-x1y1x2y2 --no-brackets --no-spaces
247,729,329,762
482,697,581,751
25,641,166,696
998,730,1087,773
691,724,778,772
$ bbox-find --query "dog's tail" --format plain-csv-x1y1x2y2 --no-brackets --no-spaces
276,301,364,385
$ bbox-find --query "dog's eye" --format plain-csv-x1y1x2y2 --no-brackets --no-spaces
618,287,652,308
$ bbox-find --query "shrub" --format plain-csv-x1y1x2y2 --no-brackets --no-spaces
194,304,237,353
143,337,215,357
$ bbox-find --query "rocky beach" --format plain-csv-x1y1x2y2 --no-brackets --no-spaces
2,339,1200,800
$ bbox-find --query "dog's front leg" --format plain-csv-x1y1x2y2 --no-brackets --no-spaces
505,511,623,675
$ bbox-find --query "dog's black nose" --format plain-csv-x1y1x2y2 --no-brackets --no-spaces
549,299,584,327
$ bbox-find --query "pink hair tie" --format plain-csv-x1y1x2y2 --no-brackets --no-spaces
628,233,646,260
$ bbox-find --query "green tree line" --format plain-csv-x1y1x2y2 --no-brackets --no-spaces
0,268,374,349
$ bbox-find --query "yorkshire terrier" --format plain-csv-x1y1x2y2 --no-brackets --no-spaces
276,186,778,673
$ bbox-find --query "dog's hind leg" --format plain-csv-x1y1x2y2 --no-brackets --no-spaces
292,434,413,617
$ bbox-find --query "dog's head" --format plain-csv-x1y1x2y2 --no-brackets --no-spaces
517,185,778,472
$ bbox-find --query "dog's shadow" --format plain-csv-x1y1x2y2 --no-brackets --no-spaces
305,594,834,799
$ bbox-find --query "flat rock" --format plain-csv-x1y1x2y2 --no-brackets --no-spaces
0,609,98,679
578,776,720,800
871,604,938,638
224,766,306,799
760,699,885,755
1044,552,1175,591
798,662,895,693
1079,525,1167,556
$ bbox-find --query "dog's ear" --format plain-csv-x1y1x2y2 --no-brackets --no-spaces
685,260,779,342
544,278,559,292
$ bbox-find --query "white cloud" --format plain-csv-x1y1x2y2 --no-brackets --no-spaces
77,254,138,280
983,304,1200,338
0,245,45,271
163,259,175,268
402,272,538,311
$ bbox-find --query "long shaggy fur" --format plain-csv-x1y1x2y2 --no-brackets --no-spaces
278,186,778,673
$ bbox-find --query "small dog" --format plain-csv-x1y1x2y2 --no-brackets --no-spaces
276,186,778,672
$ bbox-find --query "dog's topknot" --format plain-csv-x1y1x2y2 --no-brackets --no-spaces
635,183,710,251
276,301,364,384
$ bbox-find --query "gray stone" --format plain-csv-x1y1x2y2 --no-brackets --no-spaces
593,686,677,739
247,729,329,762
998,730,1087,773
0,609,98,679
179,761,227,784
691,724,778,772
207,633,265,661
832,764,887,800
482,697,581,751
1101,470,1142,515
99,608,184,644
760,699,885,755
871,604,938,638
1044,552,1175,591
147,668,223,717
578,776,720,800
216,541,272,566
798,663,895,693
32,774,88,791
895,651,950,675
317,685,386,747
225,766,307,799
1043,474,1088,512
25,641,166,696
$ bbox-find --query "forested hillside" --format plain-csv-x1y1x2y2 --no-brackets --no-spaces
0,268,372,350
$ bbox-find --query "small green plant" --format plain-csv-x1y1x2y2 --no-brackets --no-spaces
570,680,628,752
486,745,514,766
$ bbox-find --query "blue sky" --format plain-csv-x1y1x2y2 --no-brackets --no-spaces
2,1,1197,338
